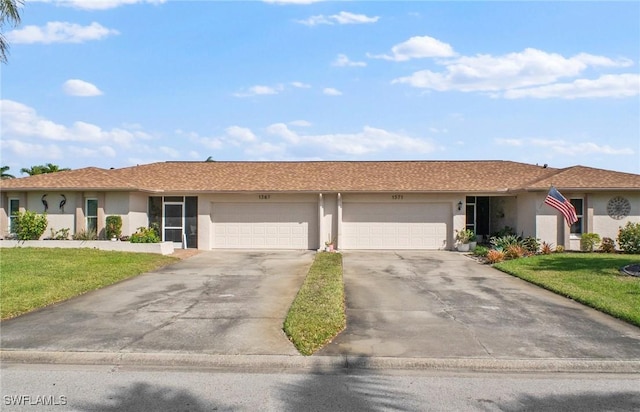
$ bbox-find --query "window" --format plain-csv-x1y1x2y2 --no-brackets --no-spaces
570,198,583,235
86,198,98,234
8,198,19,233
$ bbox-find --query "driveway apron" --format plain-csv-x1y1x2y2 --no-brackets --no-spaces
318,251,640,359
1,251,314,355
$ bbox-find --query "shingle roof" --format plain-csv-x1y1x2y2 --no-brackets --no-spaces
520,165,640,191
1,161,638,193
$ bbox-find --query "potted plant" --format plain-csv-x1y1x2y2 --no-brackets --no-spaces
325,236,336,252
105,215,122,241
455,228,474,252
469,232,477,251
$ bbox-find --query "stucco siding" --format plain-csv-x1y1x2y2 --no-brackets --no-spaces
128,193,149,236
490,197,518,235
516,193,537,238
590,192,640,243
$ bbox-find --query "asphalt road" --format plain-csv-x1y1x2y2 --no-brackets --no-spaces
2,363,639,412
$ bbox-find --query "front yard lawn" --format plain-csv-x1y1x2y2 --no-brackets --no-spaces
283,252,345,355
494,253,640,327
0,248,178,320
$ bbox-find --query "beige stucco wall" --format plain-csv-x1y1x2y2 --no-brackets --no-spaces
128,192,149,235
590,192,640,243
322,193,338,249
516,193,537,238
490,196,518,235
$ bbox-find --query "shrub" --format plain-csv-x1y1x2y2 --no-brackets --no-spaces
130,227,160,243
579,233,601,252
105,215,123,239
472,245,489,257
49,227,70,240
490,234,521,251
599,237,616,253
73,229,98,240
618,222,640,254
493,226,516,237
540,241,554,255
455,228,474,244
522,237,540,254
486,249,505,264
555,245,565,253
13,211,48,240
505,245,527,260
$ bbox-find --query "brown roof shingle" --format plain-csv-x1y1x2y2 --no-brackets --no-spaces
1,161,638,193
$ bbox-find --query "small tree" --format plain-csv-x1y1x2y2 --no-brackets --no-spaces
13,210,47,240
105,215,122,239
580,233,601,252
618,222,640,254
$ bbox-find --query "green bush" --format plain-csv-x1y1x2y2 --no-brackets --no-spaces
105,215,122,239
472,245,489,257
130,227,160,243
490,234,521,251
13,211,48,240
73,229,97,240
580,233,601,252
618,222,640,254
522,237,540,254
48,227,70,240
599,237,616,253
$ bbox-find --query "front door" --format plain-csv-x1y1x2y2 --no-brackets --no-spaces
164,202,184,247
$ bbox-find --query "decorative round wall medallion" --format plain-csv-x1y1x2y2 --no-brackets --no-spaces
607,196,630,220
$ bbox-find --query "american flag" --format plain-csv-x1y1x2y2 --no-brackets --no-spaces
544,186,578,225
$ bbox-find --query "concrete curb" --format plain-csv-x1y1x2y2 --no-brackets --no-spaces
2,351,640,373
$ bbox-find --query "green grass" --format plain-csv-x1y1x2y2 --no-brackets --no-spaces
284,252,346,355
494,253,640,327
0,248,178,320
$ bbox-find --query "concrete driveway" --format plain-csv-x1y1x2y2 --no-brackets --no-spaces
0,251,313,355
318,251,640,360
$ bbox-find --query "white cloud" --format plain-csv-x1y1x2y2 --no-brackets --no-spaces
494,138,524,146
369,35,456,61
297,11,379,26
289,120,312,127
7,21,119,44
0,140,64,160
323,87,342,96
63,79,103,97
291,81,311,88
498,137,634,156
233,84,284,97
332,53,366,67
503,74,640,99
159,146,180,158
266,123,435,156
177,130,223,150
32,0,166,10
225,126,257,143
0,99,151,147
392,48,634,94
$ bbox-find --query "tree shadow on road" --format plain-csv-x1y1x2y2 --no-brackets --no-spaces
76,382,231,412
277,356,418,412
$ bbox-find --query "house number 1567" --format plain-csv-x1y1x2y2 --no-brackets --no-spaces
259,194,271,200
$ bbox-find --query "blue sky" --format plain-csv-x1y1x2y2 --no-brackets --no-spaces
1,0,639,175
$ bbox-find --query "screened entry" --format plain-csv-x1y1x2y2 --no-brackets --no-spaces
148,196,198,248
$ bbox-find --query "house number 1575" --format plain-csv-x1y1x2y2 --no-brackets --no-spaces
392,195,404,200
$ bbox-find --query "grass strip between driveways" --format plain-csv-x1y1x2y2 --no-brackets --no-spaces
283,252,345,356
494,253,640,327
0,248,178,320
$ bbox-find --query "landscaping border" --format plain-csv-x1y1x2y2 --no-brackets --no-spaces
0,240,175,255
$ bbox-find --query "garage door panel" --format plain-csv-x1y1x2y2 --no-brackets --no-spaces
342,203,450,250
213,203,318,249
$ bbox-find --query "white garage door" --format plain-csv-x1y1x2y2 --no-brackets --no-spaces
213,203,318,249
341,203,450,250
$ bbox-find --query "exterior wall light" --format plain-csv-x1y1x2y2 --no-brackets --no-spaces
457,201,463,211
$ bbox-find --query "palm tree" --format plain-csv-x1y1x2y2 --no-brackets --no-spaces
0,0,23,64
1,165,15,179
20,163,71,176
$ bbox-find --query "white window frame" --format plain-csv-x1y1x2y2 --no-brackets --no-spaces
8,198,19,233
86,198,98,234
570,198,584,237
